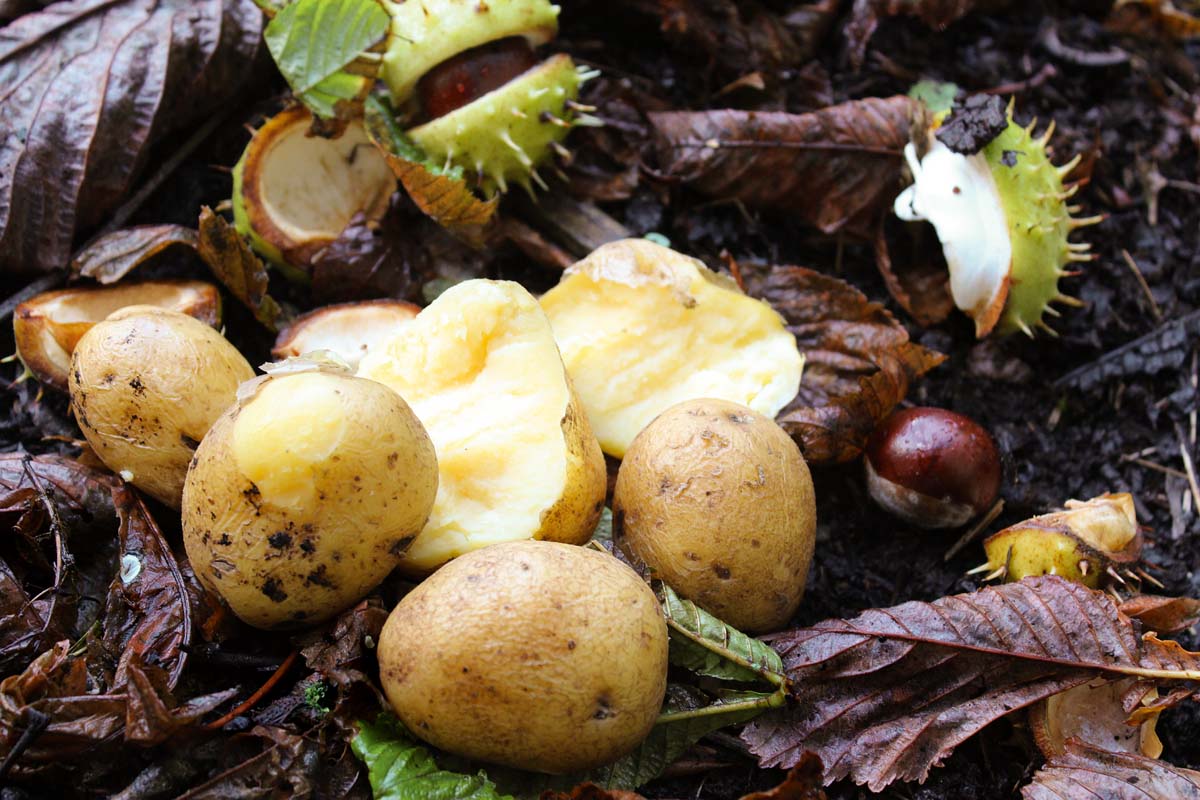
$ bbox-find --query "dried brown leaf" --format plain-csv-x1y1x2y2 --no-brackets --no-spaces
1023,740,1200,799
650,97,916,239
540,785,646,800
71,225,199,284
742,575,1200,791
1107,0,1200,40
873,220,955,328
0,0,261,275
743,265,945,463
740,754,827,799
1119,595,1200,634
196,206,286,331
844,0,980,68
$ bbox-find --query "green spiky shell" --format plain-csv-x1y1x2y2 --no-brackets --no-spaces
380,0,561,103
982,115,1091,336
407,53,583,196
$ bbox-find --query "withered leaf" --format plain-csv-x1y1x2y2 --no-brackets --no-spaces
650,97,916,239
740,754,827,800
742,575,1200,791
363,100,497,241
1024,740,1200,799
298,599,387,700
175,725,319,799
1119,595,1200,634
743,265,945,464
612,0,815,74
71,225,199,284
541,785,646,800
1107,0,1200,40
197,206,287,331
844,0,981,68
0,0,262,275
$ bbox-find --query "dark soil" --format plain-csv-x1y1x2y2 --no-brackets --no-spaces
1,1,1197,799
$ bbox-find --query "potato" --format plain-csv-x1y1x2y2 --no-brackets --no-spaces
540,238,804,457
182,368,438,629
69,306,253,508
613,398,816,634
358,279,606,574
378,540,668,774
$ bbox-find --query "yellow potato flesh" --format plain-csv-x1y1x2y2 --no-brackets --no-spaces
540,239,804,457
358,279,604,572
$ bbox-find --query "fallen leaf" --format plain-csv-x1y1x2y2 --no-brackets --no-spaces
0,0,262,275
175,725,319,799
297,599,387,697
844,0,981,68
742,575,1200,790
743,264,945,464
541,785,645,800
650,97,916,239
740,754,827,799
1107,0,1200,40
1024,740,1200,799
70,225,199,283
196,206,287,331
1120,595,1200,634
873,220,955,327
363,98,497,241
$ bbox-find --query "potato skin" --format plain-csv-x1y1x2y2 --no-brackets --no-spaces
378,540,668,774
182,371,437,630
69,306,253,508
533,384,607,546
613,398,816,634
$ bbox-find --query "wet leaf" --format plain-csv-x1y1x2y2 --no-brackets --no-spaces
650,97,916,239
197,206,286,331
298,599,387,702
743,265,945,464
264,0,389,130
352,713,515,800
71,226,200,283
740,754,827,799
541,786,644,800
0,0,262,275
844,1,980,68
176,725,319,799
657,583,785,684
1119,595,1200,634
364,98,498,240
1023,740,1200,799
742,575,1200,790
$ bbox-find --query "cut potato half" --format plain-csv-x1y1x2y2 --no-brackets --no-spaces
14,280,220,392
272,300,420,369
358,279,606,573
233,106,395,272
540,239,804,457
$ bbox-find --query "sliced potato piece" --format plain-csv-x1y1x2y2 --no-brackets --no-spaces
14,280,220,391
540,239,804,457
233,106,395,271
272,300,420,369
358,279,606,573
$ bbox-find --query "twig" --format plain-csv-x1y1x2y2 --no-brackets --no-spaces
1037,20,1129,67
0,709,49,782
1120,249,1162,322
204,650,299,730
1122,456,1187,479
983,63,1058,96
944,499,1005,562
1176,424,1200,515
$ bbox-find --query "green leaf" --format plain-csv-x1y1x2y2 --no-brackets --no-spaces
659,584,785,685
589,507,614,548
352,714,516,800
909,80,959,114
264,0,389,121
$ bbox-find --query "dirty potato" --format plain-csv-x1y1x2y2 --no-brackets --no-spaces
613,398,816,634
378,540,668,774
182,369,437,629
69,306,253,508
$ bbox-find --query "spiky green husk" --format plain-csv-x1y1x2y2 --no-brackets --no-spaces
407,54,588,196
982,115,1092,336
380,0,561,104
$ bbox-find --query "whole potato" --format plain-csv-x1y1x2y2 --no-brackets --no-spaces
378,540,668,774
182,369,437,629
613,398,816,634
69,306,253,508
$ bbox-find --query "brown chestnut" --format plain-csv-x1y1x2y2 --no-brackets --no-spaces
416,37,538,122
864,407,1001,529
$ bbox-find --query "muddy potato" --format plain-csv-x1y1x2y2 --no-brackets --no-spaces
613,398,816,634
182,369,437,629
69,306,253,508
378,540,668,774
